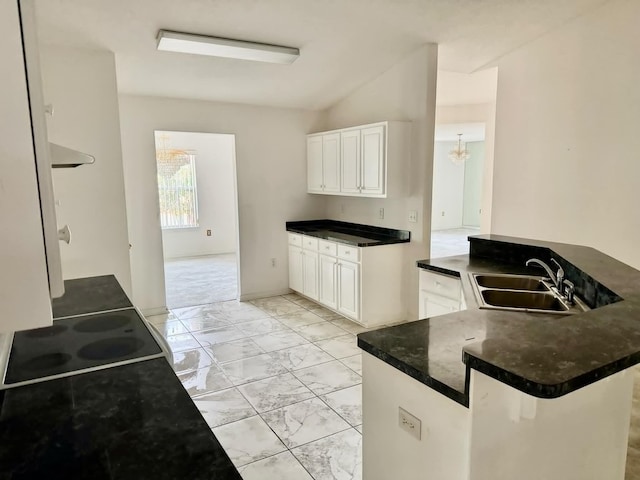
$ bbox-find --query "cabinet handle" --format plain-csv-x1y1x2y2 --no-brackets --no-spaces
344,251,350,255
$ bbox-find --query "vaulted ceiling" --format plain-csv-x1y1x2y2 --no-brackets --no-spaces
33,0,610,110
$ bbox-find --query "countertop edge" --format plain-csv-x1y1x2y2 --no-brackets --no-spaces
286,219,411,247
357,337,469,407
463,351,640,399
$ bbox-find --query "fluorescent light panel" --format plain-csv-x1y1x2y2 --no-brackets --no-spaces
156,30,299,64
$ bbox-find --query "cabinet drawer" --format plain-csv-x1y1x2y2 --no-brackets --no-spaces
318,239,337,256
302,236,319,251
337,244,360,262
419,269,461,300
288,233,303,247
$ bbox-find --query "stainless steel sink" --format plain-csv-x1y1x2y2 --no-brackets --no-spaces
481,290,567,312
469,273,588,315
474,274,549,292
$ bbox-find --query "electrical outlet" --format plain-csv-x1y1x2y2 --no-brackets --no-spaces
379,208,385,219
206,229,212,236
408,211,418,223
441,211,445,217
399,407,421,440
271,258,276,267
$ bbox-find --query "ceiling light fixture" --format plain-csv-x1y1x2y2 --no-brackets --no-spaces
156,30,299,64
448,133,471,164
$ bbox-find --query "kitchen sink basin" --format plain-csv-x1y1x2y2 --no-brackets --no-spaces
474,274,549,292
481,290,567,312
469,273,588,315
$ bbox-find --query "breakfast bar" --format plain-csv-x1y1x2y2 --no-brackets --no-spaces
358,234,640,480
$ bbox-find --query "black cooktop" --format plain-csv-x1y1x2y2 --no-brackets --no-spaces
5,309,162,384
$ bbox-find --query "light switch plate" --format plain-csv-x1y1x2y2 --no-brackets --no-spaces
399,407,421,440
408,211,418,223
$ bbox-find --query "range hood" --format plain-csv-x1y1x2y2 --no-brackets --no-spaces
50,143,95,168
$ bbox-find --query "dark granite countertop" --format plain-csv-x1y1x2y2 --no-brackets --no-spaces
0,358,241,480
286,219,410,247
52,275,133,319
358,234,640,406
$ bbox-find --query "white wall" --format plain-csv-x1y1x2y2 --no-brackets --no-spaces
40,46,132,294
431,141,465,230
119,95,326,313
436,104,496,234
490,0,640,270
158,131,237,259
319,44,439,319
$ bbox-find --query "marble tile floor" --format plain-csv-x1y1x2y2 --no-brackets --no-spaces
430,226,480,259
149,293,640,480
164,253,238,309
148,292,372,480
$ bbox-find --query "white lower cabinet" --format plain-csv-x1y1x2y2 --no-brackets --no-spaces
418,269,466,319
319,254,338,310
288,245,304,293
337,260,360,319
302,251,319,300
288,232,405,327
288,237,319,300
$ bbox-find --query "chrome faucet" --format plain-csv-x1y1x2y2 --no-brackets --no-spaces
525,258,564,291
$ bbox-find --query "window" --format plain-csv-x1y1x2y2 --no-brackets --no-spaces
157,153,199,229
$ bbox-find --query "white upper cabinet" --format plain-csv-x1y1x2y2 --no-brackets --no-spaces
307,121,409,198
306,135,323,193
340,129,361,194
306,132,341,194
322,133,341,193
361,125,385,196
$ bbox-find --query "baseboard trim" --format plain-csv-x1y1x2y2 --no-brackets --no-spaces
239,289,292,302
141,306,170,317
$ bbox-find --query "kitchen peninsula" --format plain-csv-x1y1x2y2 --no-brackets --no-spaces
358,235,640,480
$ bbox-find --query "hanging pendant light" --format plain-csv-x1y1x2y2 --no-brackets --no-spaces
448,133,471,164
155,134,195,178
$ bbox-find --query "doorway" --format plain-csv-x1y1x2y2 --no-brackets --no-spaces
154,130,240,309
430,123,485,258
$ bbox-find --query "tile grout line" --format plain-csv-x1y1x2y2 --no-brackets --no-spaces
170,295,365,479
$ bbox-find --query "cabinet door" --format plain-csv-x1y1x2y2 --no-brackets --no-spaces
361,125,385,196
318,254,338,310
288,245,304,293
340,130,360,194
307,135,323,193
0,0,54,332
337,260,360,320
322,133,341,193
302,251,319,300
419,291,462,318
